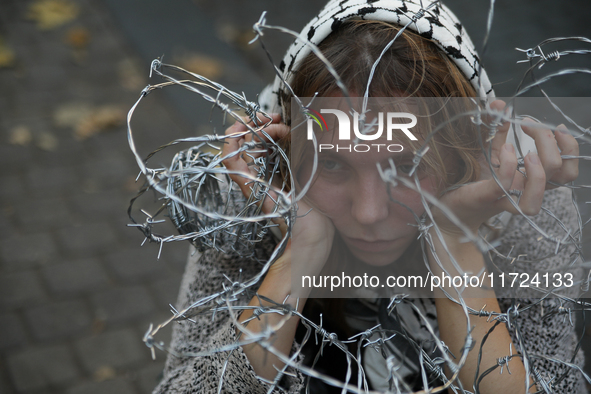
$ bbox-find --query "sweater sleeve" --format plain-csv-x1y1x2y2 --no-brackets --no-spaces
153,235,305,394
492,187,588,393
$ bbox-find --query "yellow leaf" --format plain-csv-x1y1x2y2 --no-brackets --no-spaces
36,132,59,151
93,365,116,382
53,102,93,128
118,58,146,91
8,126,32,146
65,26,90,49
216,23,256,51
75,105,126,140
176,53,224,80
27,0,79,30
0,37,16,68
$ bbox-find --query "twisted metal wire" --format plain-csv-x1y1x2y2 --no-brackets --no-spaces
126,3,591,393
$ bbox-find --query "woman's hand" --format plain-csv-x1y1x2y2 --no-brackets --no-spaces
222,113,335,380
432,99,579,235
221,113,335,282
427,100,579,393
221,113,289,232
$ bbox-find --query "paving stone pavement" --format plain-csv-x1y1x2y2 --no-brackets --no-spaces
0,0,192,392
1,0,590,393
0,0,329,391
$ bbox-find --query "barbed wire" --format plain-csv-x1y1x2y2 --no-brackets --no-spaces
126,2,591,393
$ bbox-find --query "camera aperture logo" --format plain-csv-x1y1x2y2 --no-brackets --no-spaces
304,108,328,132
306,108,418,153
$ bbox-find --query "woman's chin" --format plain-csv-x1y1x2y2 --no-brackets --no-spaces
348,248,404,267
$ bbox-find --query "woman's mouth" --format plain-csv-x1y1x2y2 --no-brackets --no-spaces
343,237,396,253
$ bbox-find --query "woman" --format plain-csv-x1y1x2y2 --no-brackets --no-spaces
154,1,584,392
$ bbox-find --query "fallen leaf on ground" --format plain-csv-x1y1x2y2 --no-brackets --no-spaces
216,23,255,51
36,131,59,151
26,0,79,30
175,53,224,79
91,317,106,334
216,22,240,44
93,365,116,382
8,125,32,146
53,102,125,139
65,26,90,49
54,102,93,128
75,105,125,140
118,58,146,91
0,37,16,68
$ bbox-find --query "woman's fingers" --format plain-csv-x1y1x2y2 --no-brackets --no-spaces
521,118,562,183
521,120,579,188
514,152,546,215
439,140,548,229
552,124,579,185
222,113,284,170
258,123,291,144
221,113,290,218
221,123,256,201
481,144,544,217
470,143,517,212
488,100,511,165
492,151,545,216
482,143,517,202
439,142,547,231
442,113,577,228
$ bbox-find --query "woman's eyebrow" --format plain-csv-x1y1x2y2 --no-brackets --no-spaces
317,151,339,158
316,152,349,164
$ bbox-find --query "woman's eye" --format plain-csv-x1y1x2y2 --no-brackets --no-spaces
397,164,414,175
320,160,342,171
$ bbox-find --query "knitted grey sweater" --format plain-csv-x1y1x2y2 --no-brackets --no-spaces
153,187,587,393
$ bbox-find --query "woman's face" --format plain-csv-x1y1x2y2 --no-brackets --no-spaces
298,131,440,267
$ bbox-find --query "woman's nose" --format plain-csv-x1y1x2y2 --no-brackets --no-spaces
350,175,390,225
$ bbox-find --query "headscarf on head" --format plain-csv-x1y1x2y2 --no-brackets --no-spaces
259,0,495,114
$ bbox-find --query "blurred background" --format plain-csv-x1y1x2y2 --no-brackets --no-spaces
0,0,589,393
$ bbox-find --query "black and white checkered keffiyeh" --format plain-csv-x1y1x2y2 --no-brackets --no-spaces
260,0,495,113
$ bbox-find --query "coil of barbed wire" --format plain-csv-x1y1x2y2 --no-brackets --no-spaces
124,3,591,393
165,142,284,253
